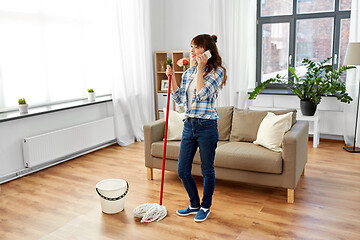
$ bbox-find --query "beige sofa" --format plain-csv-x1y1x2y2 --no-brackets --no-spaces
144,106,309,203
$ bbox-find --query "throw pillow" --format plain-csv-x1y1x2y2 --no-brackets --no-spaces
253,112,293,152
230,110,268,142
230,109,297,142
163,108,185,140
216,106,233,141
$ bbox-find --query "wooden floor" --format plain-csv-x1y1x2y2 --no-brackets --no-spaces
1,140,360,240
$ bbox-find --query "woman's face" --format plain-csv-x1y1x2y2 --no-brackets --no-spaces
190,43,205,60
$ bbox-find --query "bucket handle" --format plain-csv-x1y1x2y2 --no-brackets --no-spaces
96,181,129,201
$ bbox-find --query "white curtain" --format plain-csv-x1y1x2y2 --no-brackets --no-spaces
110,0,155,146
344,0,360,147
0,0,113,111
211,0,257,109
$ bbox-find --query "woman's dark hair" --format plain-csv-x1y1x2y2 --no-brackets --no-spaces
191,34,227,89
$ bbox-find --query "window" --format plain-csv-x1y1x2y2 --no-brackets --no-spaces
0,1,112,112
257,0,352,87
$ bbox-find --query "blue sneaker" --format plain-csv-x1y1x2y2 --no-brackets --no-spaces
176,206,200,216
194,207,211,222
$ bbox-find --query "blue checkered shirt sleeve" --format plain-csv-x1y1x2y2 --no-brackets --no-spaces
196,67,224,101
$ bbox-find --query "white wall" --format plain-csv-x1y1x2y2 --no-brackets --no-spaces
149,0,166,51
151,0,212,51
0,102,114,181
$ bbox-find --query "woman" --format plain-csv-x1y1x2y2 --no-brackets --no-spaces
166,34,227,222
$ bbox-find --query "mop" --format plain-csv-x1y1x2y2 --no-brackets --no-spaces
133,72,173,223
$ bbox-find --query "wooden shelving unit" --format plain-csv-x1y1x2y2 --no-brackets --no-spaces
154,50,190,119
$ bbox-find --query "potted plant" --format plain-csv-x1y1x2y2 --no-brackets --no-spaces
87,88,95,101
249,57,355,116
166,59,172,67
18,98,28,114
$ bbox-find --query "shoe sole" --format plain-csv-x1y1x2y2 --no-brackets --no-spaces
176,211,199,216
194,210,210,222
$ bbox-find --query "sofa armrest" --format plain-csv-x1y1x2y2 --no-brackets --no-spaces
144,118,165,168
281,120,309,189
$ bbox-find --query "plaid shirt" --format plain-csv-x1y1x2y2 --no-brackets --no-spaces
172,65,225,120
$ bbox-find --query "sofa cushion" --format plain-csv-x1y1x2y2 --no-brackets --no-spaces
151,141,281,174
214,142,283,174
151,141,229,163
151,141,181,160
216,106,233,141
230,109,297,142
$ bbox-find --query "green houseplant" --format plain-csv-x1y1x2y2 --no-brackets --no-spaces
87,88,95,101
18,98,28,114
249,57,355,116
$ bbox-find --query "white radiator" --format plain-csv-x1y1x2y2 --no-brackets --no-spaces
23,117,116,168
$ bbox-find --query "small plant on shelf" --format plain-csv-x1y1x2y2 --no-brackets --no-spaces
87,88,95,101
18,98,28,114
166,59,172,66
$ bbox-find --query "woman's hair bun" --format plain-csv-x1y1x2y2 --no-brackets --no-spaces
211,35,218,43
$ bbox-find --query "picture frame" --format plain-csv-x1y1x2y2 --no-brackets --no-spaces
161,79,168,91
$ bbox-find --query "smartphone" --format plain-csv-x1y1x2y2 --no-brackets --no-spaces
203,50,212,60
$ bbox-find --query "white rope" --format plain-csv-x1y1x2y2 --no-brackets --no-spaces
133,203,167,223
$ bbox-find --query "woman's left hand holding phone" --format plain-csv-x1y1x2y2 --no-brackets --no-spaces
196,53,208,70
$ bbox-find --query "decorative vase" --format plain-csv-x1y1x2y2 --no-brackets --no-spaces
18,104,28,114
300,100,317,116
183,65,188,71
88,92,96,102
160,60,165,71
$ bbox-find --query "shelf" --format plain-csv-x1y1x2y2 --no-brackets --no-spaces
154,50,190,119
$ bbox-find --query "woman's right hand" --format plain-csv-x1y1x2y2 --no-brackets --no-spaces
166,65,174,78
166,64,179,92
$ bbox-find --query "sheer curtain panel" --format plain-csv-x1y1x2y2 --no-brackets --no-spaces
110,0,154,146
211,0,257,108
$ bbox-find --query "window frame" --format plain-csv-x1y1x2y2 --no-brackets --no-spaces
256,0,351,89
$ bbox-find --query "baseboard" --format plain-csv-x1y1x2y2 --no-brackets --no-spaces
309,134,344,141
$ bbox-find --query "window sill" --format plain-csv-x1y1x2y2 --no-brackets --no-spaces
247,88,293,95
0,95,112,123
247,88,339,98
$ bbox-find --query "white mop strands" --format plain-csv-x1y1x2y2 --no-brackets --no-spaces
133,203,167,223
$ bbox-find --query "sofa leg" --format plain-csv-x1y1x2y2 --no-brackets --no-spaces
287,189,294,203
147,168,153,180
302,168,305,176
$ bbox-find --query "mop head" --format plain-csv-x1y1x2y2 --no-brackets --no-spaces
133,203,167,223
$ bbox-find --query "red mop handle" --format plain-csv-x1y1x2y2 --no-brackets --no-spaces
160,73,172,205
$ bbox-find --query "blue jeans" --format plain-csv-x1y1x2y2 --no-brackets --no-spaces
177,117,219,209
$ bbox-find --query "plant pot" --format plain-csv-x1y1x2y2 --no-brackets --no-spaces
300,100,317,116
18,104,28,114
88,92,96,102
